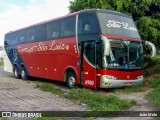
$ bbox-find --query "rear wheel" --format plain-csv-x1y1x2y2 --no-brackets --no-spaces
66,72,76,89
13,66,20,79
20,67,28,80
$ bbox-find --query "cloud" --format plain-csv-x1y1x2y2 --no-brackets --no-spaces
0,0,70,45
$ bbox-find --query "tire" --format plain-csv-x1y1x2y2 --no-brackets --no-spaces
13,66,20,79
20,67,28,80
66,72,76,89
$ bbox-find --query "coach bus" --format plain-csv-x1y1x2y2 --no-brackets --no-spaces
4,9,155,89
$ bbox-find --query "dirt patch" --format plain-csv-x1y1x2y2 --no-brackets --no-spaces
118,89,155,111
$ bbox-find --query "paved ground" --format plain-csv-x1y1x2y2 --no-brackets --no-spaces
0,66,86,112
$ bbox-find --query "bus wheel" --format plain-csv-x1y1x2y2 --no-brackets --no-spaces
66,72,76,89
13,66,20,79
20,67,28,80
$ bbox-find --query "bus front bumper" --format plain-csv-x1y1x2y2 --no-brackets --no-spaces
100,75,143,88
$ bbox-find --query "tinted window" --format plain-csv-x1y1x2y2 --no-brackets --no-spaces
96,42,102,68
78,13,98,35
35,24,46,41
4,35,10,45
26,27,35,42
60,16,76,37
18,30,26,43
5,33,18,45
12,33,18,45
84,42,95,66
47,21,60,39
97,13,140,39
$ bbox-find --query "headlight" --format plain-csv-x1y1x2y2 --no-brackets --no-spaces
105,75,117,80
137,75,143,80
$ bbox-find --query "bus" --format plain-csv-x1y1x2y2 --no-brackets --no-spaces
3,9,155,89
0,46,4,62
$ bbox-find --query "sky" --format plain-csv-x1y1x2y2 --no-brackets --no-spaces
0,0,71,45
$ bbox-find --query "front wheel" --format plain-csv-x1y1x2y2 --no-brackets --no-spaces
20,67,28,80
66,72,76,89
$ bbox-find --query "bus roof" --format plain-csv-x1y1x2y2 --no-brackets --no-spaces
6,9,131,34
6,11,80,34
80,9,131,18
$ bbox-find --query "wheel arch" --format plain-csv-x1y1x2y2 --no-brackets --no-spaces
13,63,20,73
64,66,78,82
20,63,29,76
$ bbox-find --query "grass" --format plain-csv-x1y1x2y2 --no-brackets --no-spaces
65,88,135,111
36,83,64,95
0,118,8,120
146,78,160,107
144,55,160,77
146,78,160,120
36,83,136,112
112,85,144,94
144,56,160,120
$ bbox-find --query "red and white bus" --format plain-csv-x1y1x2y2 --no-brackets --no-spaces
4,9,148,88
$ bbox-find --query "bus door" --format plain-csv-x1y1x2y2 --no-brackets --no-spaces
80,41,97,88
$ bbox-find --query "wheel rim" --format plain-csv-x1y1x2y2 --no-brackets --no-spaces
14,69,18,77
21,70,25,78
68,76,75,87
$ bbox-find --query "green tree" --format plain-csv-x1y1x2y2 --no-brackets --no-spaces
69,0,160,53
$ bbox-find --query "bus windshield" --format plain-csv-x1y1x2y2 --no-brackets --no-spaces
103,39,143,70
97,12,141,39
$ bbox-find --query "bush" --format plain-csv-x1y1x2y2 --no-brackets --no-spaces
144,55,160,77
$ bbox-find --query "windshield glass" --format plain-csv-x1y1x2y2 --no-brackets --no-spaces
103,39,143,70
97,12,141,39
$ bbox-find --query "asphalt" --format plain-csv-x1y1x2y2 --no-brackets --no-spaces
0,66,86,112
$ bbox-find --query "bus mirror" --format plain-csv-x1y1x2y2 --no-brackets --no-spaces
145,41,156,57
103,41,110,56
101,36,110,56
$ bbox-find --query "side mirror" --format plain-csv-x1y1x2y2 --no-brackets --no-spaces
145,41,156,57
103,41,110,56
101,36,110,56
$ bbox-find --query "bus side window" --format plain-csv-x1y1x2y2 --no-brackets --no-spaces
47,21,60,40
5,33,18,45
26,28,35,42
78,13,98,35
60,16,76,37
84,24,91,32
35,24,47,41
21,37,25,43
18,31,26,43
4,35,10,45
